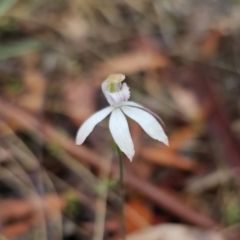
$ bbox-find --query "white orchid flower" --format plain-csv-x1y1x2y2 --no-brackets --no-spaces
76,74,168,161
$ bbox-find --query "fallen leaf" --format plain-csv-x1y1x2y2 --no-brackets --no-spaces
140,146,198,171
95,49,169,79
0,194,66,237
63,80,96,124
125,198,153,233
19,70,46,112
126,224,225,240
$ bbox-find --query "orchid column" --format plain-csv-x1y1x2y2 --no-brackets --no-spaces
76,74,168,238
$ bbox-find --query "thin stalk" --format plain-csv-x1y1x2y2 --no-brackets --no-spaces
93,153,112,240
115,144,126,240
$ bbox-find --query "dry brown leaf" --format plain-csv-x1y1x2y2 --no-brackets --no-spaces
19,70,46,112
126,224,224,240
199,30,221,59
138,125,198,170
125,198,153,233
16,54,46,112
56,14,89,41
95,50,169,78
64,81,96,124
168,84,201,121
0,195,66,237
129,159,154,179
141,146,198,171
1,221,35,238
168,126,196,151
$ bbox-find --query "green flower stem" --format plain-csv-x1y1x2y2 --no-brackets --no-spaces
115,144,126,240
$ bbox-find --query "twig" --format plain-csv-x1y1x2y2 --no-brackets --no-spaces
93,153,112,240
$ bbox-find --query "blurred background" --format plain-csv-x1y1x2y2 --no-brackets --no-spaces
1,0,240,239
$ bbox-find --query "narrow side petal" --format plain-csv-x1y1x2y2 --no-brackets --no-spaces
76,106,113,145
121,106,168,145
109,108,135,161
124,101,165,127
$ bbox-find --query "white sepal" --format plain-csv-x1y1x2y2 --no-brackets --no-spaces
124,101,165,127
76,106,114,145
109,108,135,161
121,106,168,146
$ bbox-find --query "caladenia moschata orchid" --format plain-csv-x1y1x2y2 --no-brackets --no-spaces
76,74,168,161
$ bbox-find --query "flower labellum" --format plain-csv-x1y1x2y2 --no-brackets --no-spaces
76,74,168,161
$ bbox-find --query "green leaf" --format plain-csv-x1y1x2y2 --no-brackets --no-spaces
0,39,45,60
0,0,18,17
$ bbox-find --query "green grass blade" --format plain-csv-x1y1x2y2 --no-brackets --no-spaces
0,0,18,16
0,39,45,60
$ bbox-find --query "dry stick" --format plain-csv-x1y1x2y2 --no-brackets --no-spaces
0,131,49,240
93,153,112,240
0,98,217,228
0,167,54,238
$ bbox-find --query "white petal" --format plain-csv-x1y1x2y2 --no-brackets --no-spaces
109,108,135,161
76,106,113,145
123,101,165,127
121,106,168,145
